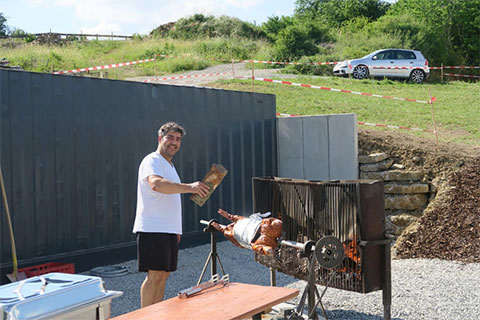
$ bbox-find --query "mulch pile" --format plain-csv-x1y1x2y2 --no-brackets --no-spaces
395,157,480,263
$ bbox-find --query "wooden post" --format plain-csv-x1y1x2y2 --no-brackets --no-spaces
441,63,444,83
429,89,439,147
231,59,235,78
251,61,255,93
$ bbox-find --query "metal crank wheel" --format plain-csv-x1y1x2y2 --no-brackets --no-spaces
314,236,345,269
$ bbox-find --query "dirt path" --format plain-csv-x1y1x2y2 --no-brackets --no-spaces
128,62,294,86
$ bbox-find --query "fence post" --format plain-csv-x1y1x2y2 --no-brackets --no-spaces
429,89,439,147
441,63,444,82
251,61,255,93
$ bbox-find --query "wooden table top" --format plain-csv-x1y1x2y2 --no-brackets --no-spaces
111,282,299,320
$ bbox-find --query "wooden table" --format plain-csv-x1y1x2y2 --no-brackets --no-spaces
111,282,298,320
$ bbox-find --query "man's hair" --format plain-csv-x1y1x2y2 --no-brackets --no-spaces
158,122,186,137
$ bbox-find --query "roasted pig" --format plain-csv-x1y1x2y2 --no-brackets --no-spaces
210,209,282,256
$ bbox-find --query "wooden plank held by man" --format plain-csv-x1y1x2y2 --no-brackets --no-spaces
191,164,228,207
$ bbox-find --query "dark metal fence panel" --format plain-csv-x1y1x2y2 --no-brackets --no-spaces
0,69,277,273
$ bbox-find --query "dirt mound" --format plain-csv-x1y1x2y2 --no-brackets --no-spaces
394,157,480,262
358,129,480,263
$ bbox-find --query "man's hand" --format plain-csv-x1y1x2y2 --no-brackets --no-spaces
188,181,210,197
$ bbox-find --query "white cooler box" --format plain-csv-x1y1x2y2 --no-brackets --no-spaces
0,272,122,320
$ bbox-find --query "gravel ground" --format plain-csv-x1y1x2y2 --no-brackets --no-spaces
89,240,480,320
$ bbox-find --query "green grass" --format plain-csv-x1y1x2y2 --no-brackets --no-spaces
0,38,267,78
210,76,480,146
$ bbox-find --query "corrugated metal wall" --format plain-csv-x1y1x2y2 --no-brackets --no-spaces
0,69,277,278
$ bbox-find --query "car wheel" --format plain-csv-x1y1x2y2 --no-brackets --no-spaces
410,69,425,83
352,65,369,80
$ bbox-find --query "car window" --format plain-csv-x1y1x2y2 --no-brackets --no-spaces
397,50,416,60
374,50,396,60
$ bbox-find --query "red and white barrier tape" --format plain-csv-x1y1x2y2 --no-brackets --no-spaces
276,112,430,132
444,73,480,78
143,72,230,83
430,66,480,70
373,66,428,70
236,59,339,66
53,58,156,74
439,66,480,69
356,121,431,132
237,76,435,104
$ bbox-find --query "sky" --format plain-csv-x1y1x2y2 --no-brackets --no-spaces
1,0,297,36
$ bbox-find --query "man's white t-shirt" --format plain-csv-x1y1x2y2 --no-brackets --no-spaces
132,152,182,234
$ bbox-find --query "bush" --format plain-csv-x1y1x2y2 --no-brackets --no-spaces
283,53,341,75
261,15,295,42
194,38,260,60
333,28,404,60
272,22,330,62
169,14,266,40
366,14,449,65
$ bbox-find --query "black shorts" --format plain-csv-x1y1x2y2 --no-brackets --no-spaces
137,232,178,272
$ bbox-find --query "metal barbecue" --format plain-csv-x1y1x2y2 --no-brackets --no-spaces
253,177,391,320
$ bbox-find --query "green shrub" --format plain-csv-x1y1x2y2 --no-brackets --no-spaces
283,53,340,75
366,14,448,65
194,38,260,60
169,14,266,40
262,15,295,42
333,28,404,60
272,22,330,61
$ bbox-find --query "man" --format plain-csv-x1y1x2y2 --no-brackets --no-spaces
133,122,209,308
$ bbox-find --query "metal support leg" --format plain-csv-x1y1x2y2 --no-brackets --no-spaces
197,221,226,285
270,268,277,286
383,242,392,320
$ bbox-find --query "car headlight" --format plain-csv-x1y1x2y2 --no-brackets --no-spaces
337,61,348,68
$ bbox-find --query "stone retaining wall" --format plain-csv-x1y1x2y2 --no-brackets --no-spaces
359,152,432,238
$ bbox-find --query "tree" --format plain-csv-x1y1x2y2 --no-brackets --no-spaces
295,0,391,27
261,15,295,42
272,22,330,61
391,0,480,65
0,12,9,36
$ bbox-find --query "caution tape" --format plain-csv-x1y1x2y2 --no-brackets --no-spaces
356,121,431,132
53,58,156,74
372,66,428,70
276,112,430,132
143,72,230,83
444,73,480,78
440,66,480,69
237,76,435,104
236,59,338,66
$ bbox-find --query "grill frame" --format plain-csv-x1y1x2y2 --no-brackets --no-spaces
252,177,389,294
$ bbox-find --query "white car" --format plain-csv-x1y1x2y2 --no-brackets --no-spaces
333,49,430,83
